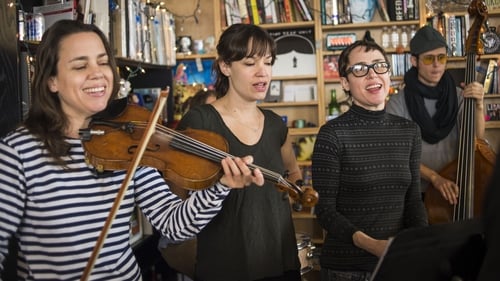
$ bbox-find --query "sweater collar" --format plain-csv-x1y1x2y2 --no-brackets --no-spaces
349,103,386,121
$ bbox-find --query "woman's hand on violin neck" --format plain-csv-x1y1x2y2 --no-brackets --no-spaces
219,156,265,188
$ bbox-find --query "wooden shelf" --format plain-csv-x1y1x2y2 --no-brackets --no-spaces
272,74,318,80
115,57,172,70
321,19,420,31
259,101,318,107
485,94,500,99
288,127,319,136
486,121,500,128
175,53,216,60
259,21,315,30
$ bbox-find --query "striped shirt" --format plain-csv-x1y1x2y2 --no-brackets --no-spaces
0,127,229,280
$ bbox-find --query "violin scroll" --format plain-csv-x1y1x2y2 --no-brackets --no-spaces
276,179,319,211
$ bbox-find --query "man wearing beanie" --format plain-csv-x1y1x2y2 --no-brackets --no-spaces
386,25,485,206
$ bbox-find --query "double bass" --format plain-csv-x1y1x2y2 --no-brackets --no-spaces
424,0,497,224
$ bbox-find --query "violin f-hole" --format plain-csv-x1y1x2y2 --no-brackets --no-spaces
128,143,161,154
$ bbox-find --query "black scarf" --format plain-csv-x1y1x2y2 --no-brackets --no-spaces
404,67,458,144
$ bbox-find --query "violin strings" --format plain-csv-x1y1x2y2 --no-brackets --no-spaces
152,124,302,194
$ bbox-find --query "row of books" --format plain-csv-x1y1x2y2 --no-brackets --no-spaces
113,0,177,66
389,53,412,77
427,14,470,57
321,0,420,25
223,0,313,26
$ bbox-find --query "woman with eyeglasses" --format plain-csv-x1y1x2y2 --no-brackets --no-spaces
386,25,485,205
312,39,428,281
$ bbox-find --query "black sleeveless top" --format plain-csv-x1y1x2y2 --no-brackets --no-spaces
177,104,300,281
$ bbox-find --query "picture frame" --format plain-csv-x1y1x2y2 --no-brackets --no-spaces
176,36,193,53
485,103,500,121
265,80,282,102
326,33,357,51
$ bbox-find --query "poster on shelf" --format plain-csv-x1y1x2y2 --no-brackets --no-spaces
268,27,316,77
173,59,215,86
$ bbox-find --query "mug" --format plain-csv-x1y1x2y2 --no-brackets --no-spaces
293,119,306,128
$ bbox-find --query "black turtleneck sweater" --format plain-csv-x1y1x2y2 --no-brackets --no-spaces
312,104,428,272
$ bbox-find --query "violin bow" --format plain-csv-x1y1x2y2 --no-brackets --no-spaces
80,87,169,281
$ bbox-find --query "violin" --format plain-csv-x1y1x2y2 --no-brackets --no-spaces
79,97,319,209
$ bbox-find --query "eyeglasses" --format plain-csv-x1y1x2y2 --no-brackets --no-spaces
420,54,447,65
346,62,391,77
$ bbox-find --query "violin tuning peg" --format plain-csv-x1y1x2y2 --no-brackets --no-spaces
79,129,91,141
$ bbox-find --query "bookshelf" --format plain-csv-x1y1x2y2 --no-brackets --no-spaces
3,0,498,279
197,0,430,257
429,6,500,151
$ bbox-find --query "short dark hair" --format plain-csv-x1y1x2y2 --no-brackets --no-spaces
338,39,389,78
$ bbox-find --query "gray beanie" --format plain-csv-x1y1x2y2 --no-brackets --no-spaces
410,25,448,55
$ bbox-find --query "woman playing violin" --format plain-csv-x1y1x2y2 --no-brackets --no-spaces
0,20,264,280
160,24,303,281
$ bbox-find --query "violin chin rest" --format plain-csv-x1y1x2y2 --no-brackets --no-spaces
91,97,128,120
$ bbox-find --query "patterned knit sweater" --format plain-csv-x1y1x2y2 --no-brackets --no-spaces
312,104,428,272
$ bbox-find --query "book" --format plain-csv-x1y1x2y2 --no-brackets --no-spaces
483,59,498,95
33,0,77,30
295,0,313,21
490,65,498,94
475,59,491,84
321,0,337,25
387,0,403,21
249,0,261,24
282,0,293,22
225,0,242,26
263,0,277,23
238,0,251,23
377,0,391,22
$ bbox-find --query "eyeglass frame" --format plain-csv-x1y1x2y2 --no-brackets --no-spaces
418,54,448,65
346,62,391,77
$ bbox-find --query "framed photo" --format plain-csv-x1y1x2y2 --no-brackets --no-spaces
485,103,500,121
176,36,193,53
326,33,356,51
265,80,282,102
323,55,340,79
